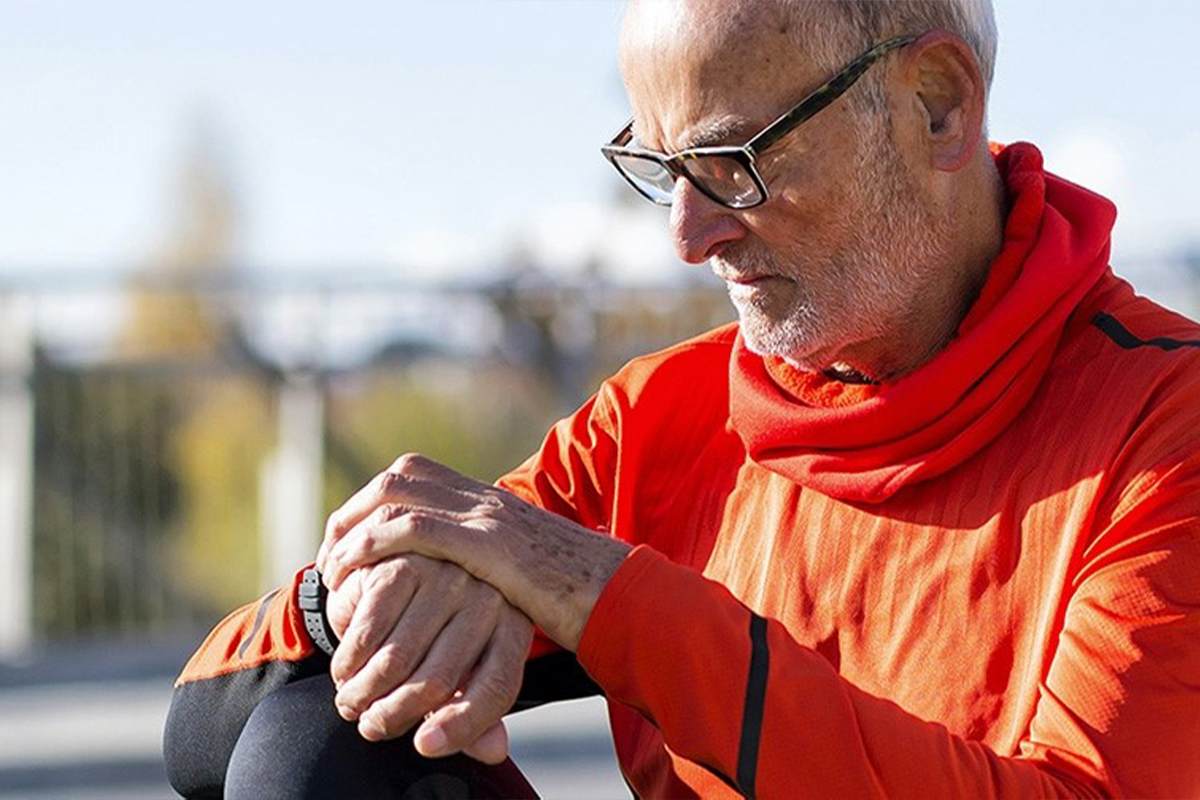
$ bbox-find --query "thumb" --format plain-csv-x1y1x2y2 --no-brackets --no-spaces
461,720,509,765
414,718,510,765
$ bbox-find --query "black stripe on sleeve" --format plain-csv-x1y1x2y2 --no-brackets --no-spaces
1092,312,1200,352
237,588,280,660
737,612,770,799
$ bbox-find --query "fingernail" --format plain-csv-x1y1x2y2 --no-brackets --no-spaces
416,726,448,755
336,703,357,721
359,717,383,740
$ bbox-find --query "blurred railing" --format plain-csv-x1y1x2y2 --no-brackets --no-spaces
0,270,734,655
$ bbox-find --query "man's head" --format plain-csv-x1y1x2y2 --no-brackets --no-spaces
616,0,1004,380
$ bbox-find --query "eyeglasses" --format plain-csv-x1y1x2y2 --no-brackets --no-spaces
601,35,917,210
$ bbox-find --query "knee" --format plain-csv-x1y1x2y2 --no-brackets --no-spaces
223,675,351,800
224,675,537,799
164,681,244,799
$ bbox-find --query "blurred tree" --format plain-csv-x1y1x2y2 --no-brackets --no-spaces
324,357,561,515
32,114,272,637
32,361,184,636
121,116,273,613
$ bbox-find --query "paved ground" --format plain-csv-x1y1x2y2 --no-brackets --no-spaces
0,638,628,799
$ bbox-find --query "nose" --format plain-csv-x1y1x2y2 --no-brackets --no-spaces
669,179,747,264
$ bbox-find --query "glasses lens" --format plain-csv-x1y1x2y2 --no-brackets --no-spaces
612,154,675,204
682,155,763,208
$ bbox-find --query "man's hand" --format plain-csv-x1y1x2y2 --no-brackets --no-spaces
323,555,533,764
318,453,631,651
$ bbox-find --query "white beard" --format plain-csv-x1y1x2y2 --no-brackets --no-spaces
716,122,951,371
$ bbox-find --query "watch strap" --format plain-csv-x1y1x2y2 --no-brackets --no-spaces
299,567,340,657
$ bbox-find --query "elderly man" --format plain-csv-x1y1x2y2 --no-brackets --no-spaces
165,0,1200,797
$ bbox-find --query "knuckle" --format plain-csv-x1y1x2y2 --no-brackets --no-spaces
440,566,470,598
378,469,411,497
389,556,417,581
367,557,408,590
419,673,457,705
350,530,375,559
364,561,395,591
476,672,519,711
476,585,503,612
372,502,402,525
399,510,432,540
324,510,350,542
390,452,424,474
368,711,400,739
499,611,535,649
345,622,377,655
467,585,503,619
374,644,415,680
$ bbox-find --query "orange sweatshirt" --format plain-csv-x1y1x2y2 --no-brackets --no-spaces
498,144,1200,798
170,143,1200,798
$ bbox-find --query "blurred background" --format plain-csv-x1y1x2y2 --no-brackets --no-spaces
1,1,1198,797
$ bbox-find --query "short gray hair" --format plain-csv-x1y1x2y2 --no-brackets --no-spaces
784,0,998,114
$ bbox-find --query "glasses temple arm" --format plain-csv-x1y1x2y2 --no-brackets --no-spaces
746,35,917,156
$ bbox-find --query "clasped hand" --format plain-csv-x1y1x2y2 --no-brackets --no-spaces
315,453,630,763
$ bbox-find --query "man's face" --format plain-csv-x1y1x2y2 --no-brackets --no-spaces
619,0,950,374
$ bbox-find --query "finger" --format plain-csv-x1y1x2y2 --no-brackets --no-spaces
320,463,479,579
318,457,453,573
324,508,476,592
383,452,492,495
356,589,505,742
338,568,472,719
322,504,440,591
319,473,380,573
330,558,419,688
324,568,366,641
412,605,533,760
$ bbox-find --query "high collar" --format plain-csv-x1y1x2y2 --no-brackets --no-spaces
728,142,1117,503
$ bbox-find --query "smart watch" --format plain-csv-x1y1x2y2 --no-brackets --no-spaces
299,567,340,657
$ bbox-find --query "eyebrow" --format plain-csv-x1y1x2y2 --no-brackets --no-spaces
676,116,755,150
633,115,756,153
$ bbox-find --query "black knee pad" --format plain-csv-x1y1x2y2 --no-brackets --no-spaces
225,674,537,799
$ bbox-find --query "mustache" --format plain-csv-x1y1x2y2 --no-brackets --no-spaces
710,251,782,283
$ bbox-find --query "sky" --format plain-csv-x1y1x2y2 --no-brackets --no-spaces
2,0,1199,289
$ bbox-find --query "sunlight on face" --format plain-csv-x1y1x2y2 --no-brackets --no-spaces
716,113,951,371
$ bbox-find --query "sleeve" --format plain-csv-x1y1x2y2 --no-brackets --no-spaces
576,478,1200,800
496,382,620,534
163,565,329,799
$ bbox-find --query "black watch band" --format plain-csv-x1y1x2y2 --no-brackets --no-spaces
299,568,339,657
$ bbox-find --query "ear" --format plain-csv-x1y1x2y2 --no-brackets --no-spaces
900,30,987,172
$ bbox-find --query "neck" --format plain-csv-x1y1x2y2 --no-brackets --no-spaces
852,152,1008,383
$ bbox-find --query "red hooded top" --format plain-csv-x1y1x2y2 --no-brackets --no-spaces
498,142,1200,798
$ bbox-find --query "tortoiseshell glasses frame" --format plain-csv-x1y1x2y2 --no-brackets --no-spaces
601,35,917,210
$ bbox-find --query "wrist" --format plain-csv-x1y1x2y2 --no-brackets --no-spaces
298,567,340,657
551,535,632,651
